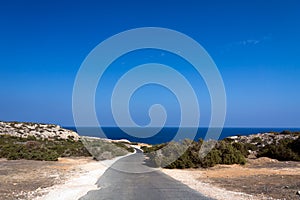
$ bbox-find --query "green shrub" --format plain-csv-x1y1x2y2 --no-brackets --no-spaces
291,137,300,155
257,138,300,161
7,152,19,160
201,149,222,168
217,141,246,165
280,130,292,135
251,137,262,144
0,135,90,161
145,138,247,169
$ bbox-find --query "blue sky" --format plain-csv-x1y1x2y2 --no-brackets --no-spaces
0,0,299,127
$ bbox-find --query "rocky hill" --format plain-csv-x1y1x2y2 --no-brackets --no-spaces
0,121,79,141
227,131,299,148
226,131,300,161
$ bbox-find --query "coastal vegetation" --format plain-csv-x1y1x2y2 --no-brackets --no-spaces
142,139,247,168
0,135,134,161
0,135,90,161
142,130,300,169
257,137,300,161
0,121,134,161
0,120,299,167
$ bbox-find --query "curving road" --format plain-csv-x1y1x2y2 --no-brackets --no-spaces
80,149,213,200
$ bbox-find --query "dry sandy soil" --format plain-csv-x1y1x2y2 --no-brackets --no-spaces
0,152,135,200
162,157,300,200
0,157,106,200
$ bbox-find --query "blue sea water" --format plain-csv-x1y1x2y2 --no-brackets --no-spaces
65,127,300,145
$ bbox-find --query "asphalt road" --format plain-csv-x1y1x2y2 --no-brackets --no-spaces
79,149,214,200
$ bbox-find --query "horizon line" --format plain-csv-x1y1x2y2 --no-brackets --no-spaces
66,126,300,129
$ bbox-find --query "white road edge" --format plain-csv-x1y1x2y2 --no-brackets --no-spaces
33,149,137,200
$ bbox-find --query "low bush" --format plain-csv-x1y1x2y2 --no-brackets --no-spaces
0,135,90,161
144,139,247,169
257,138,300,161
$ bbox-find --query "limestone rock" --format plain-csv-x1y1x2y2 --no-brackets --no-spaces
0,121,79,141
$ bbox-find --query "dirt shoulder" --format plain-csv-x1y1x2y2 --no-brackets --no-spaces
2,156,300,200
162,157,300,200
0,157,96,200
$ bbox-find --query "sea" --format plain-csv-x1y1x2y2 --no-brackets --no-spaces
64,127,300,145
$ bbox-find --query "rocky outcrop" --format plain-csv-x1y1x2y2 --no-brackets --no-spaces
227,132,299,148
0,121,79,141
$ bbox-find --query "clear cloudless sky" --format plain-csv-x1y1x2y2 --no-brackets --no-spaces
0,0,299,128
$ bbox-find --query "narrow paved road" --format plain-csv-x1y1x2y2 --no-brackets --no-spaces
80,149,214,200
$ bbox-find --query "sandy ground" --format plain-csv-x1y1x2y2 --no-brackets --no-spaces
0,152,134,200
162,157,300,200
33,152,134,200
0,157,87,200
